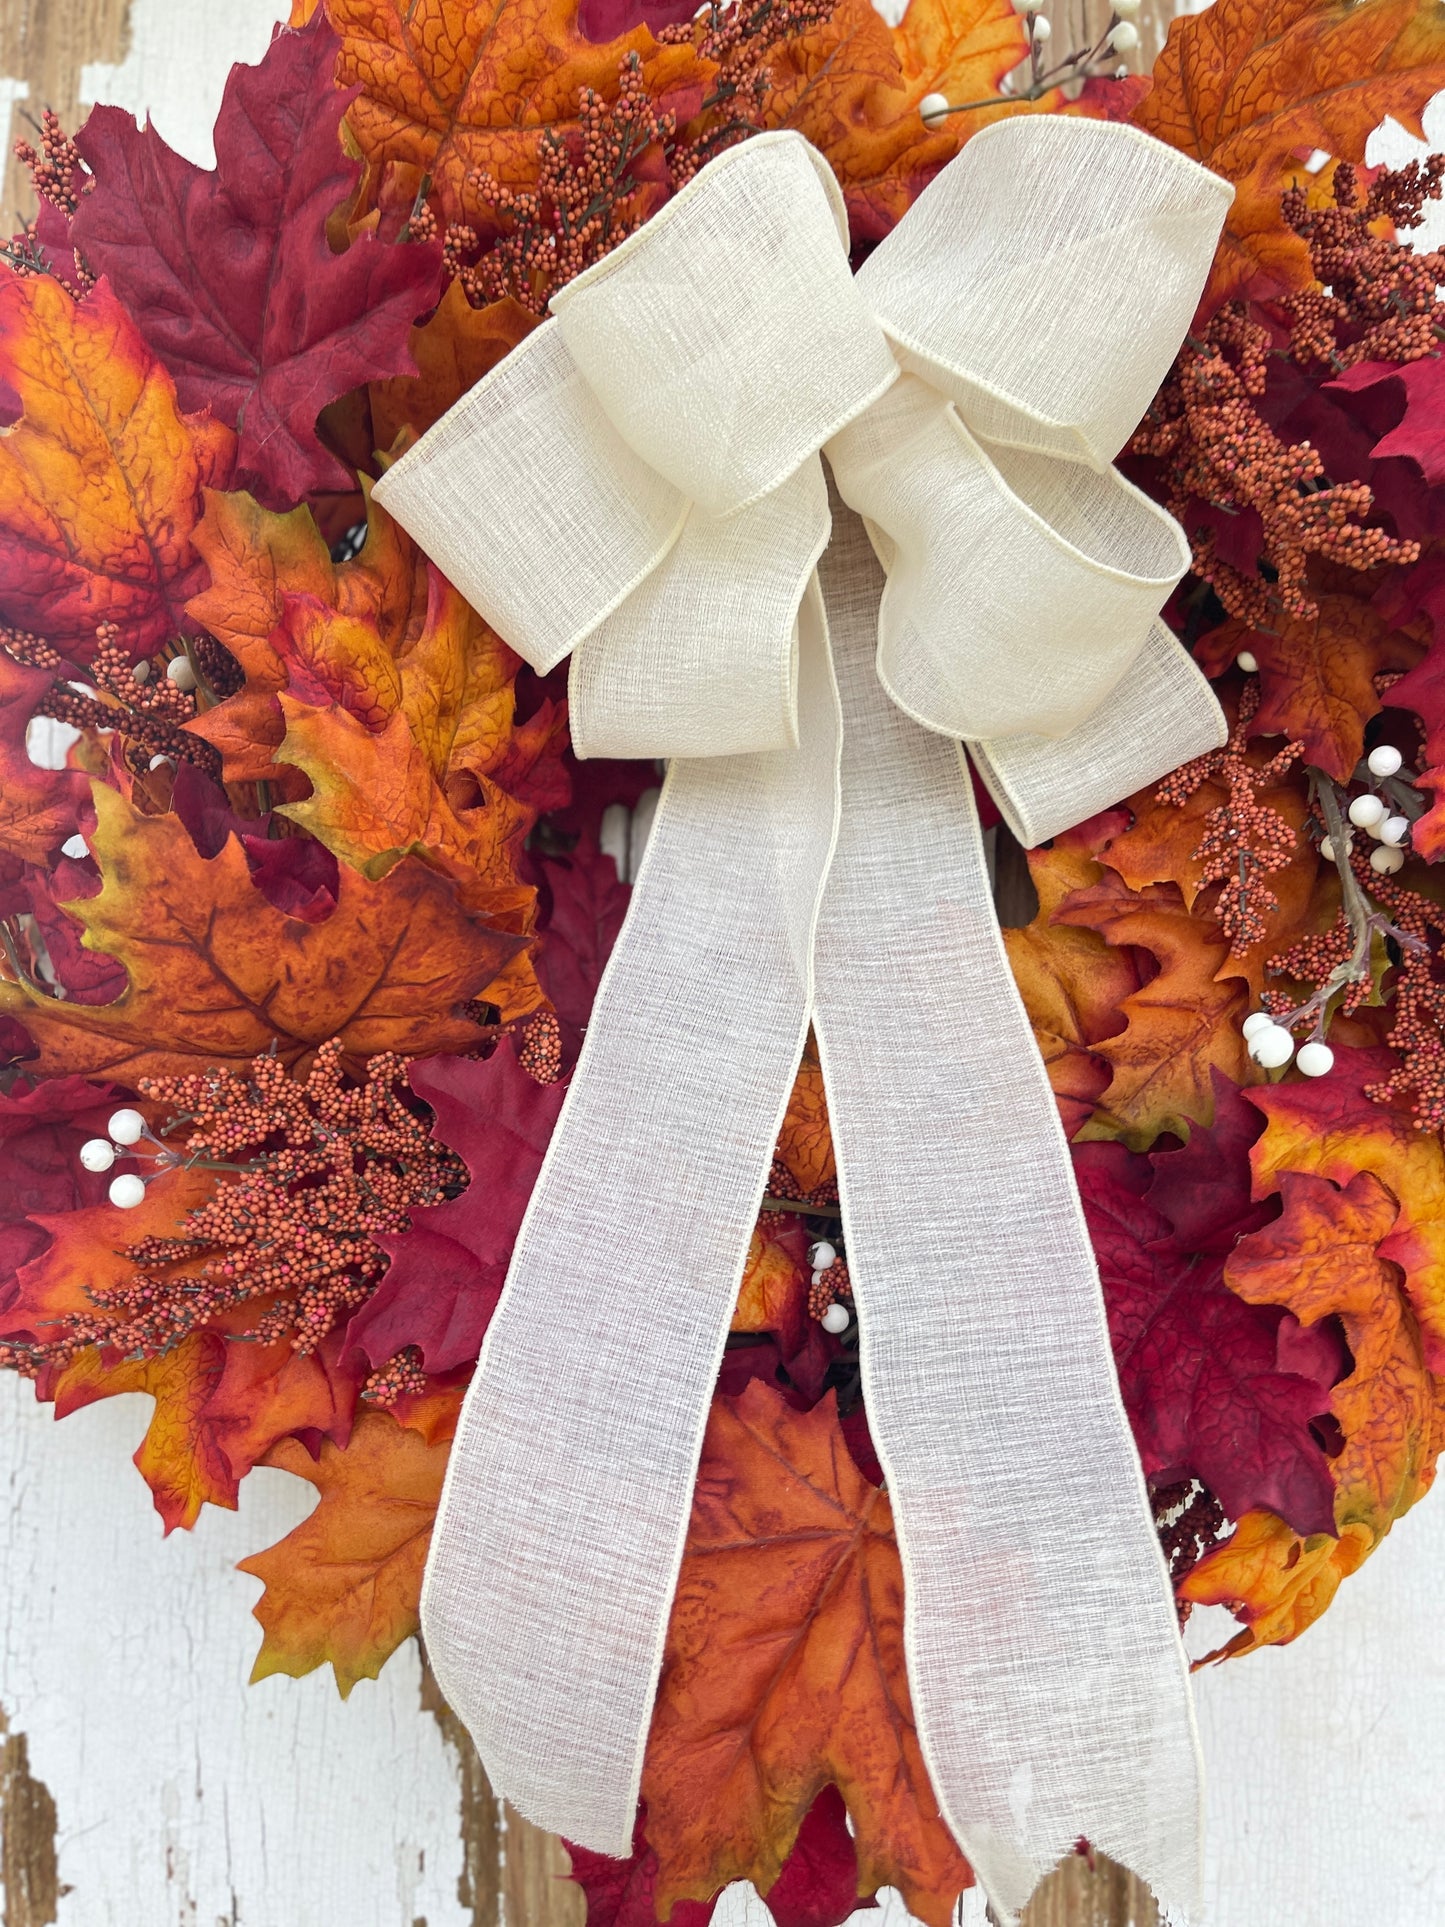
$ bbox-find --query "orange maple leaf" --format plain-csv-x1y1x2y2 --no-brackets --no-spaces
643,1382,972,1927
774,1039,835,1197
1182,1167,1445,1652
0,274,235,655
316,0,710,224
731,1214,810,1344
1003,841,1147,1139
1135,0,1445,312
771,0,1035,241
1049,866,1252,1147
240,1401,460,1695
0,780,530,1081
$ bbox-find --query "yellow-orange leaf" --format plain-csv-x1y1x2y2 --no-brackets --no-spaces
644,1382,972,1927
1054,869,1252,1147
50,1331,235,1533
774,1040,835,1197
0,274,235,654
240,1406,456,1694
1003,843,1145,1139
0,781,528,1081
1135,0,1445,311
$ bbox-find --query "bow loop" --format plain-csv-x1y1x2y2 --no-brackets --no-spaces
856,117,1235,467
552,132,897,519
826,376,1190,741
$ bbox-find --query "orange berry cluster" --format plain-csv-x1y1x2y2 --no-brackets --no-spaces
1156,683,1303,953
660,0,835,185
464,54,676,315
22,1042,465,1371
1359,870,1445,1132
515,1009,564,1084
807,1256,851,1322
34,623,217,780
0,624,62,671
8,108,94,295
1282,157,1445,372
362,1343,429,1408
1133,301,1418,625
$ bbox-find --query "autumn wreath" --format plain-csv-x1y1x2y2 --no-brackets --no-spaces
5,0,1445,1919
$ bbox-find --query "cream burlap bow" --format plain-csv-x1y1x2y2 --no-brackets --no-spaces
374,116,1232,1925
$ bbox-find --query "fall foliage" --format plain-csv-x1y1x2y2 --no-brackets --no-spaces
7,0,1445,1920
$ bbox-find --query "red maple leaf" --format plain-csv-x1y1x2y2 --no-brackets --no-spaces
345,1042,564,1375
0,1075,118,1313
71,16,442,509
1076,1077,1347,1535
567,1786,873,1927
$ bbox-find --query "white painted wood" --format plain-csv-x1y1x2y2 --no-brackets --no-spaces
1,1370,470,1926
79,3,283,167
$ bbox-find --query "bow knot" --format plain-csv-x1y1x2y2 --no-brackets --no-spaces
379,118,1229,767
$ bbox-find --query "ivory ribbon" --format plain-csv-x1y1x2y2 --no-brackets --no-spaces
373,116,1232,1924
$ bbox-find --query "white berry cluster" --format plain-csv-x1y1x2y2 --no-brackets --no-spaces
809,1238,852,1335
78,1107,157,1209
1240,740,1421,1080
917,0,1140,126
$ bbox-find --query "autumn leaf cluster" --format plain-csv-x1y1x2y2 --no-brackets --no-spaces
7,0,1445,1923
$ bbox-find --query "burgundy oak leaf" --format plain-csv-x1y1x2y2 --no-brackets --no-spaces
345,1043,564,1375
1076,1129,1344,1536
72,17,442,509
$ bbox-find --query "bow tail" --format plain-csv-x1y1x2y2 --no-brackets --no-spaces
811,511,1204,1924
419,581,844,1851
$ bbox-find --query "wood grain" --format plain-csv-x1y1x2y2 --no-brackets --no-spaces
0,0,130,223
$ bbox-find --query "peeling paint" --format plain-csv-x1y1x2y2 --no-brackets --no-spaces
421,1653,504,1927
0,1704,60,1927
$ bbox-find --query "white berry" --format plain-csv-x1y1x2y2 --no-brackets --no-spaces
1380,815,1410,847
60,833,88,860
107,1107,146,1145
1348,793,1387,829
1371,843,1406,874
1011,0,1033,13
1235,649,1259,673
1249,1024,1296,1069
1296,1041,1335,1079
821,1302,851,1335
1109,19,1140,51
166,654,197,692
79,1137,117,1173
1114,0,1142,15
1242,1011,1276,1041
919,91,951,126
130,660,150,685
808,1239,837,1270
1319,836,1337,861
1367,744,1404,779
108,1173,146,1210
1032,13,1051,38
